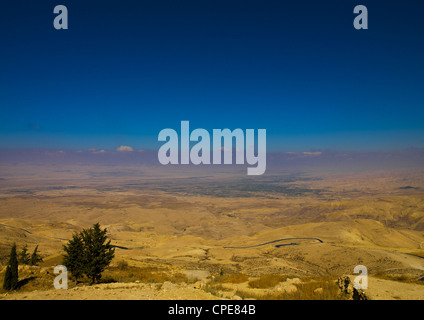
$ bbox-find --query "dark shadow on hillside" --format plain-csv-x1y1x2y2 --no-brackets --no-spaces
17,276,37,290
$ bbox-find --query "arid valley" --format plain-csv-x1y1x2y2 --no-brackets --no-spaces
1,154,424,300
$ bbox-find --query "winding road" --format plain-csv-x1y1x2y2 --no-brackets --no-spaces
0,222,326,252
223,237,323,249
0,223,32,234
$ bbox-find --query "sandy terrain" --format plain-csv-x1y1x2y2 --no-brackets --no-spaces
0,164,423,300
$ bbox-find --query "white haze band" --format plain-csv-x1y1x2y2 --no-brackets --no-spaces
158,121,266,175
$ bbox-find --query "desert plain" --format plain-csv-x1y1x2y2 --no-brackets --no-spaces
0,156,424,300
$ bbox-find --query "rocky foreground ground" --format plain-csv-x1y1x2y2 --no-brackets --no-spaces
2,275,423,300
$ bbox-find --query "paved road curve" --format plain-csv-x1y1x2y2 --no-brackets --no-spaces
223,237,323,249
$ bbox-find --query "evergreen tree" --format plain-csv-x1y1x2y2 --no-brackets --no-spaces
18,245,30,265
63,232,85,283
3,243,19,291
80,223,115,284
3,265,12,291
30,245,43,266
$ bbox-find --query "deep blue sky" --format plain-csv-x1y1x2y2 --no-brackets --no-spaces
0,0,423,152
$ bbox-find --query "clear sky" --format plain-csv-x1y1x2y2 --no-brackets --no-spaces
0,0,423,152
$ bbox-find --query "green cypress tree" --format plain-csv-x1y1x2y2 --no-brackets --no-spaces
18,245,30,265
63,233,85,283
30,245,43,266
81,223,115,284
3,243,19,291
3,265,12,291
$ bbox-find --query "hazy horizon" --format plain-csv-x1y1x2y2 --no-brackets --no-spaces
1,1,423,153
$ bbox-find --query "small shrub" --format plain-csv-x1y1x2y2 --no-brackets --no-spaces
117,260,129,271
209,276,346,300
219,273,249,284
101,266,189,284
248,274,287,289
102,275,117,283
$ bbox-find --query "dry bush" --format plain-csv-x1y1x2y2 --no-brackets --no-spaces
278,278,344,300
218,273,249,284
116,260,129,271
248,274,287,289
101,266,188,284
373,271,424,285
234,277,346,300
